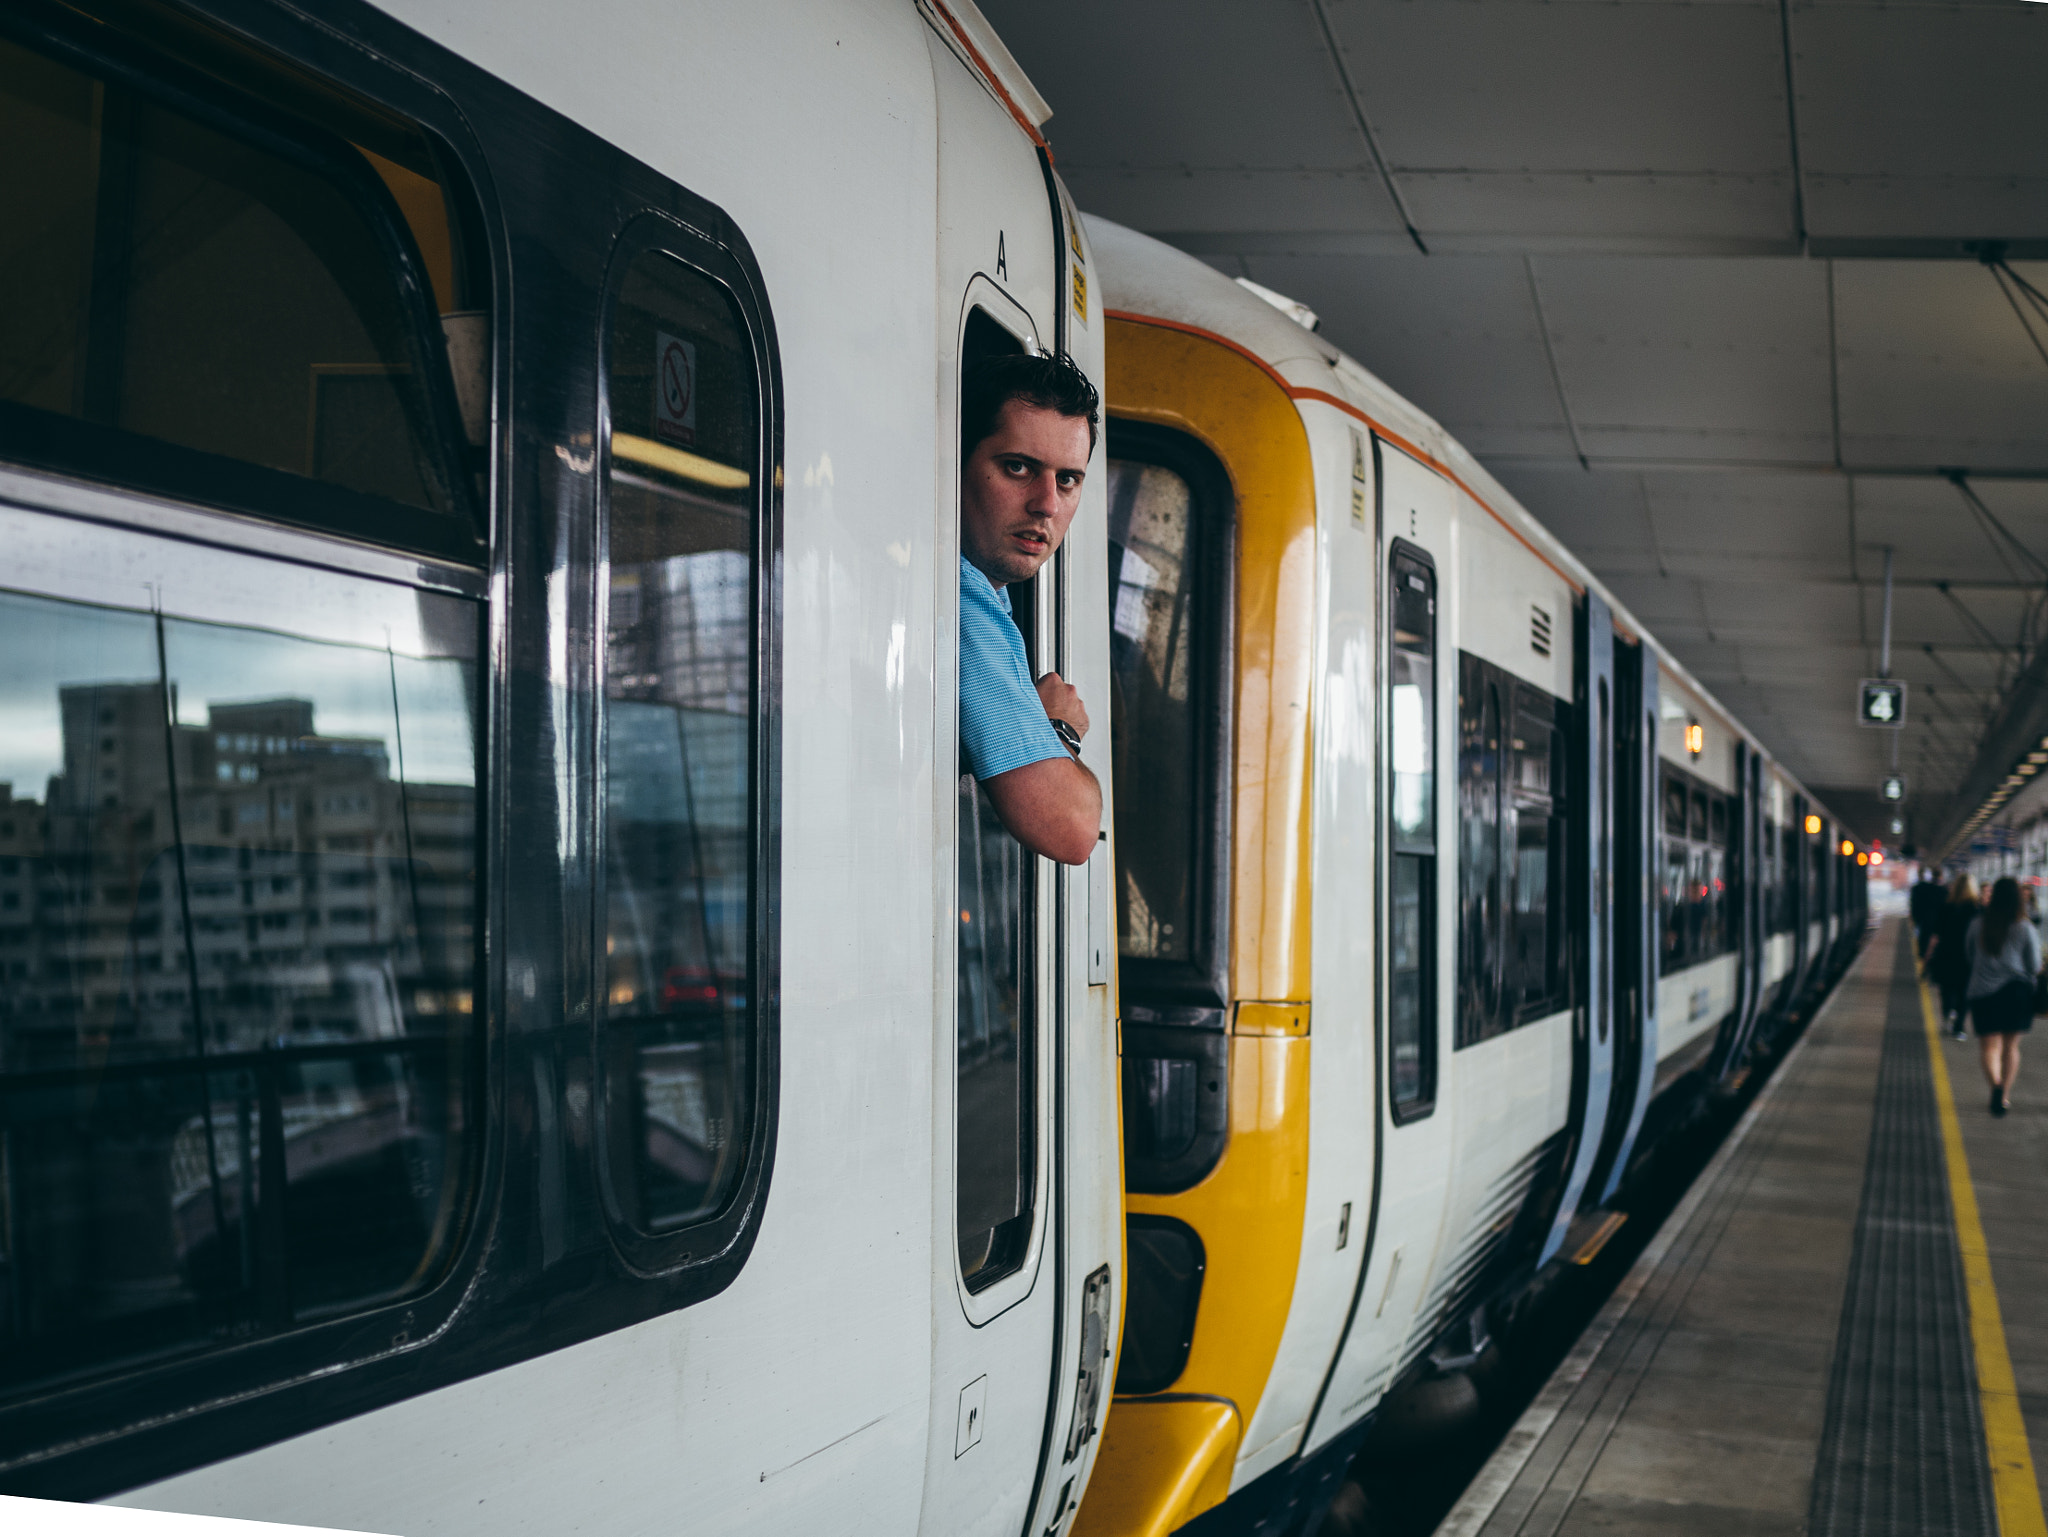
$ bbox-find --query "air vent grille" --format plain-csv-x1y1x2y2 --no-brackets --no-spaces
1531,605,1553,658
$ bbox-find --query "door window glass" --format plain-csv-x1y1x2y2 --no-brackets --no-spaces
0,564,480,1399
1388,546,1436,1118
1106,459,1197,964
601,249,760,1237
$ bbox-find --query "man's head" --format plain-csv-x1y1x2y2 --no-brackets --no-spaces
960,351,1100,587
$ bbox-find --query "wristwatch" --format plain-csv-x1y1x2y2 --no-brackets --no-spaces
1051,718,1083,758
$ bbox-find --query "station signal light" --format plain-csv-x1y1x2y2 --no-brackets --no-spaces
1858,853,1870,866
1840,839,1855,857
1870,852,1884,865
1685,721,1704,755
1805,814,1823,835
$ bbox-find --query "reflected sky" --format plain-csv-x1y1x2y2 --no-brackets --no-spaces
0,588,476,798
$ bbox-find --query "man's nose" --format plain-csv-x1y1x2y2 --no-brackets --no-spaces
1024,469,1061,510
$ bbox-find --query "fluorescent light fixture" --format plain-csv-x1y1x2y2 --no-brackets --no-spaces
612,432,752,491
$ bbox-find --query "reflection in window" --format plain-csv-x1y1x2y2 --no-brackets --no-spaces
1456,661,1501,1047
1388,548,1436,1117
601,249,757,1237
1106,459,1198,965
958,773,1032,1288
0,579,479,1398
0,31,473,548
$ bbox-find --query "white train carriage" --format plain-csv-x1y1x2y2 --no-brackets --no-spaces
0,2,1121,1534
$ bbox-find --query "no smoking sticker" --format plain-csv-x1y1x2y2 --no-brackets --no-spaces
653,331,697,444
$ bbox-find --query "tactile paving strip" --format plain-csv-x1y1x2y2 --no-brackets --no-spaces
1808,933,1995,1537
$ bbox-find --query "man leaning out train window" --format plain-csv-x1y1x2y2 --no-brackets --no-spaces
957,351,1102,866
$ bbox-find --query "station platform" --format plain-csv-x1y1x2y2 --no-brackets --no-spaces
1439,920,2048,1537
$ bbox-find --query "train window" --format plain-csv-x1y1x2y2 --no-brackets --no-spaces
598,247,761,1240
1388,545,1436,1119
1105,425,1229,990
0,547,481,1402
0,16,483,561
1456,657,1502,1048
956,309,1037,1293
1509,692,1569,1023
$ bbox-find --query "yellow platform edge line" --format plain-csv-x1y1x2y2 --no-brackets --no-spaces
1919,977,2048,1537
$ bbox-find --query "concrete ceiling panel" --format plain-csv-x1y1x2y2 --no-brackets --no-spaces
1326,0,1791,173
1533,259,1835,464
981,0,1363,169
1793,4,2048,241
1231,253,1574,458
1391,171,1798,250
1834,261,2048,470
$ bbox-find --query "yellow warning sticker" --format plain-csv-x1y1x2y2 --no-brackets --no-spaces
1072,265,1088,324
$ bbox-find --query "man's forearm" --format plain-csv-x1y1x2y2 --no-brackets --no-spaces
982,755,1102,866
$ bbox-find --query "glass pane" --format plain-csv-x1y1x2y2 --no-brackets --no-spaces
957,775,1032,1287
1106,459,1197,964
1389,854,1426,1108
1511,802,1551,1013
1457,659,1500,1045
0,572,479,1397
601,250,757,1237
1390,559,1434,852
0,36,459,520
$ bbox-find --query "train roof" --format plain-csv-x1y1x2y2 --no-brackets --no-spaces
1085,214,1851,831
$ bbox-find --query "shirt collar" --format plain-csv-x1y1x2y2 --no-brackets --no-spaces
961,554,1012,615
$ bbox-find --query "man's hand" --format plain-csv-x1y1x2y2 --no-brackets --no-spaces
1036,672,1089,741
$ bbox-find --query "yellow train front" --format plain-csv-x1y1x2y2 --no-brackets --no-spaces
1075,218,1869,1537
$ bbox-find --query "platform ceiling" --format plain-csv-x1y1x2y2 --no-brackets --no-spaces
982,0,2048,848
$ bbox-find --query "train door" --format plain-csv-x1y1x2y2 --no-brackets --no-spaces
1301,441,1457,1445
1539,592,1615,1263
921,21,1103,1537
1596,639,1656,1203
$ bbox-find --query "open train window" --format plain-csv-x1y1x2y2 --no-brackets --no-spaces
1388,542,1437,1120
955,304,1039,1295
596,222,772,1271
0,0,485,562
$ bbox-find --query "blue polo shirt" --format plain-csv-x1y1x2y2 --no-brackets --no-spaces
960,557,1067,780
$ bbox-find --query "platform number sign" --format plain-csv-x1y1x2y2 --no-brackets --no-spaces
1881,774,1905,802
1858,678,1906,729
653,331,697,445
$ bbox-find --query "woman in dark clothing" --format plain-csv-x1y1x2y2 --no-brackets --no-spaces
1925,873,1981,1041
1964,876,2040,1116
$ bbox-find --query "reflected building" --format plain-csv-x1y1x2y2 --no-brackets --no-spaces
0,682,474,1073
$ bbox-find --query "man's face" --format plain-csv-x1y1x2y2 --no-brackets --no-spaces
961,398,1092,587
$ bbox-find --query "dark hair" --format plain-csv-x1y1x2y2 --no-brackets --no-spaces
961,350,1100,460
1982,875,2023,954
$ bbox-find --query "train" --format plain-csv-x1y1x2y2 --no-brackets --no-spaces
0,1,1865,1535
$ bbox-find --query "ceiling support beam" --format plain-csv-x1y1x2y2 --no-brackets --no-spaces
1524,257,1589,471
1306,0,1427,256
1777,0,1809,250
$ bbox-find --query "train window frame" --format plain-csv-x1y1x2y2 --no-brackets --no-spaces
1386,537,1438,1124
0,0,486,566
1102,418,1235,1010
950,289,1054,1318
591,212,779,1280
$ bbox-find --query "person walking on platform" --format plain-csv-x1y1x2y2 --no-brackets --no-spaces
1910,868,1946,962
1925,873,1981,1042
1964,875,2039,1117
